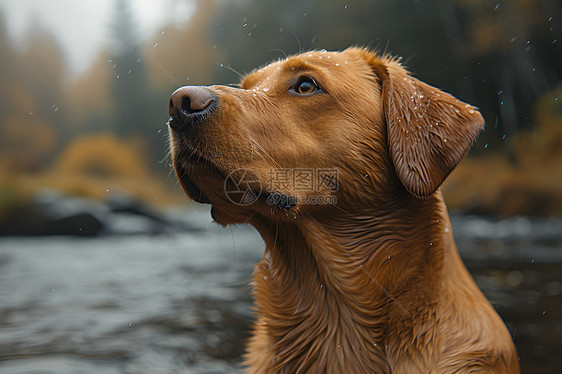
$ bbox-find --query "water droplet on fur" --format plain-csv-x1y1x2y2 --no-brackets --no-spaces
445,227,450,233
320,283,324,288
263,87,269,92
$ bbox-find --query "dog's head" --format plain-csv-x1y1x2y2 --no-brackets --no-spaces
168,48,484,225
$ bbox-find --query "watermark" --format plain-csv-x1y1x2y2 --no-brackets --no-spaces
266,192,337,207
224,168,338,206
224,168,262,206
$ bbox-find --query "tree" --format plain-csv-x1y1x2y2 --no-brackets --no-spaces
109,0,154,140
0,14,65,171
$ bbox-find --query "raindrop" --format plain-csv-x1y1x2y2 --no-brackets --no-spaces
264,276,267,280
542,310,546,315
243,23,248,27
494,3,499,10
320,283,324,288
116,75,120,79
531,259,535,264
484,144,488,149
136,57,142,63
263,88,269,92
161,31,165,35
106,189,110,192
444,227,450,233
345,4,348,8
248,32,252,37
337,344,341,348
157,129,162,134
154,43,158,48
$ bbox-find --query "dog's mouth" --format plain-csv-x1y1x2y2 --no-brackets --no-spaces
170,138,222,205
177,173,211,204
174,153,299,213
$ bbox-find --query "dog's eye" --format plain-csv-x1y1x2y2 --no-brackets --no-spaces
295,77,318,95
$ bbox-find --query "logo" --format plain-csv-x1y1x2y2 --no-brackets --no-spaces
224,168,262,206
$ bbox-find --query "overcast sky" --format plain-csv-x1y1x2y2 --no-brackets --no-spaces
0,0,194,74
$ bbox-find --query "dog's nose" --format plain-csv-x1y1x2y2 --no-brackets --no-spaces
168,86,216,128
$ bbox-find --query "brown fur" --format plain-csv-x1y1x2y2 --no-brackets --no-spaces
169,48,520,373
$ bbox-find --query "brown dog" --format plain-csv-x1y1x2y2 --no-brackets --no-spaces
168,48,520,373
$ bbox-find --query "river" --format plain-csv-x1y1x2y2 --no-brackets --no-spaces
1,210,561,373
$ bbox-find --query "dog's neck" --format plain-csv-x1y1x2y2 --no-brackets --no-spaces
247,190,470,372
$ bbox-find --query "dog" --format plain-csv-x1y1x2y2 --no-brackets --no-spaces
168,48,520,373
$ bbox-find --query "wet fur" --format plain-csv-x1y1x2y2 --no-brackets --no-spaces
169,48,520,373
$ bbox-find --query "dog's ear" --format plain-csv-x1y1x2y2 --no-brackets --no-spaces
369,57,485,199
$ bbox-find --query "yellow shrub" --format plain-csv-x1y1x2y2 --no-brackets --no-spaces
56,133,151,180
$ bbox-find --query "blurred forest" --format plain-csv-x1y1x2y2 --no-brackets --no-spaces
0,0,561,217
